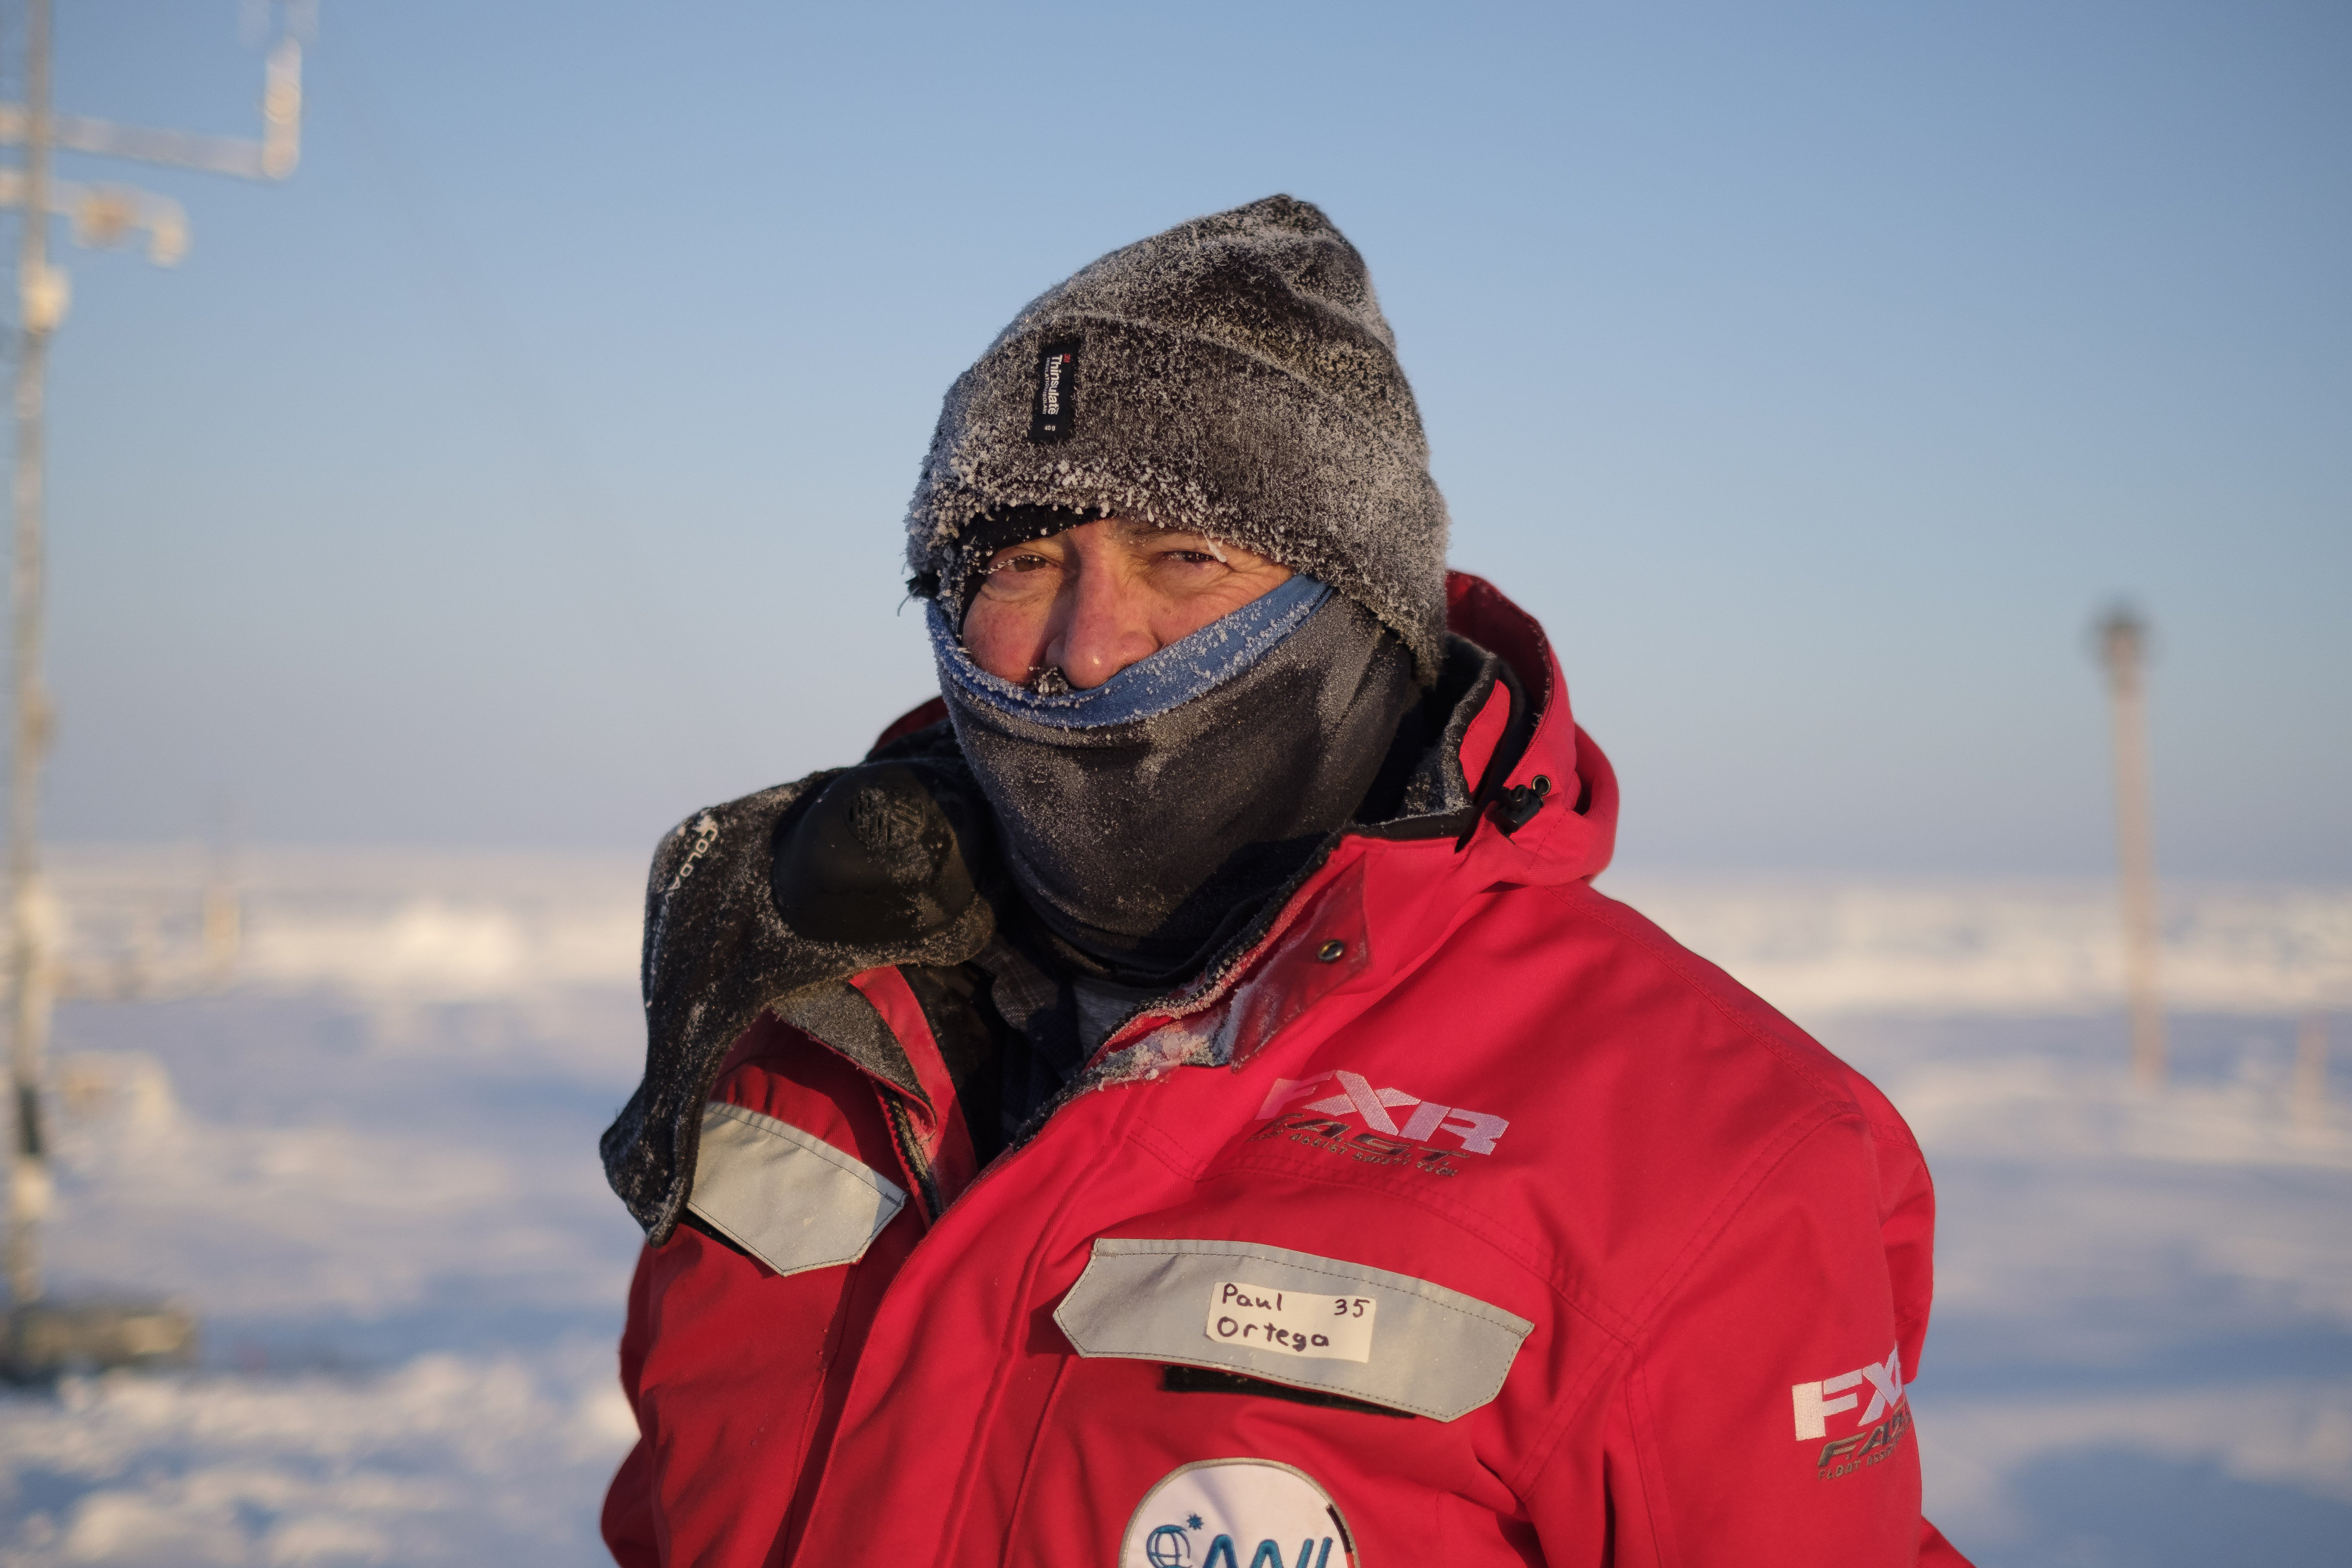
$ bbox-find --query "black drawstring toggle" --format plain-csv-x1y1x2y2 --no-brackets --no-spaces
1491,774,1552,837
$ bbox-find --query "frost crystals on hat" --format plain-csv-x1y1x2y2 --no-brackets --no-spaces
1029,338,1080,443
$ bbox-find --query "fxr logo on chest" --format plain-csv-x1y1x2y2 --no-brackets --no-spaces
1255,1070,1510,1153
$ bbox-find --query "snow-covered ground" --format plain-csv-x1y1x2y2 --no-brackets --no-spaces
2,849,2347,1564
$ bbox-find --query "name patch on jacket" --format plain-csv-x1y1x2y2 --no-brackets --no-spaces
1055,1237,1531,1421
1206,1281,1375,1362
1030,338,1080,443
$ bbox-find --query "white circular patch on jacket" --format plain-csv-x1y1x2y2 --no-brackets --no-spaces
1120,1459,1356,1568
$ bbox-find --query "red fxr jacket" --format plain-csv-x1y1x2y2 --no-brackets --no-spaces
601,575,1972,1568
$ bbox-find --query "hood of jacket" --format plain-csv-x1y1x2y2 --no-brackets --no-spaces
599,572,1617,1243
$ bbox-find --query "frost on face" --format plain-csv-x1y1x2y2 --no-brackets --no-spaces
942,592,1416,978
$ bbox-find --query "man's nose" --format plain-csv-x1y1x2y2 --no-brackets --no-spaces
1047,562,1159,689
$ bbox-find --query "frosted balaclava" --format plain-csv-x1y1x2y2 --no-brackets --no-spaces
906,196,1449,981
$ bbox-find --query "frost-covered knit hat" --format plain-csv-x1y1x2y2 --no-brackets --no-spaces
904,194,1452,685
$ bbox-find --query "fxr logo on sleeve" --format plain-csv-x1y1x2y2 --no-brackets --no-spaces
1791,1344,1906,1439
1792,1344,1914,1480
1255,1070,1509,1153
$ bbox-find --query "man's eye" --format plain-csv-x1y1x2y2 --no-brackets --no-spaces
987,553,1055,574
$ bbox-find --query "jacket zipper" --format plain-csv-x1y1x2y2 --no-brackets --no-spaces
880,1092,944,1224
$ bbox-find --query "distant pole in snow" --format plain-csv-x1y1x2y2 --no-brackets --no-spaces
2096,605,2165,1089
4,0,56,1309
2294,1013,2329,1130
2,0,310,1314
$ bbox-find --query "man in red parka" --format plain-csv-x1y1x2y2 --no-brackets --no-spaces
599,195,1972,1567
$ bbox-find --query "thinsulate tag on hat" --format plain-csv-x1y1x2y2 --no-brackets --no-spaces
1030,337,1080,442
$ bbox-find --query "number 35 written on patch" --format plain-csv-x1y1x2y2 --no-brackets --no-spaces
1206,1281,1377,1362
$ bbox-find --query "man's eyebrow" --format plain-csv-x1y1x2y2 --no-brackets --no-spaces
1112,521,1221,546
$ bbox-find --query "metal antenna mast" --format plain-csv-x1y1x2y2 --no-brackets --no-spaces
2096,604,2165,1089
4,0,310,1318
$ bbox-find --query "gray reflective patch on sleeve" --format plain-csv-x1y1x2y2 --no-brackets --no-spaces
685,1102,907,1279
1053,1238,1535,1422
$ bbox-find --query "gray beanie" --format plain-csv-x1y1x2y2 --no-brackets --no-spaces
904,194,1452,685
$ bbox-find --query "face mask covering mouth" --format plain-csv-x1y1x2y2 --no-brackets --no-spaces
929,575,1417,985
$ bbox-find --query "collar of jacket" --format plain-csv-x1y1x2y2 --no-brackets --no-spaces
599,571,1618,1243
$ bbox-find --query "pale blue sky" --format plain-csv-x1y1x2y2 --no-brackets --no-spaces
28,0,2352,875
